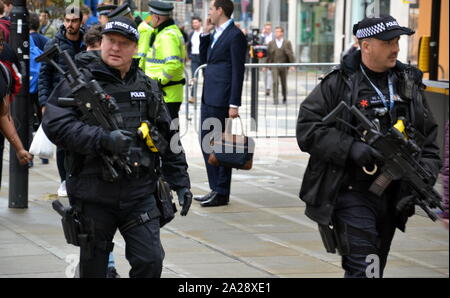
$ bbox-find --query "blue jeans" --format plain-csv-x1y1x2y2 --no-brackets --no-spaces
108,253,115,268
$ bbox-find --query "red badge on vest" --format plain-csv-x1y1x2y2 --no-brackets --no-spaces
359,99,369,108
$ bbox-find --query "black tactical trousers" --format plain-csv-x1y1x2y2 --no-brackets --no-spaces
77,195,164,278
334,190,397,278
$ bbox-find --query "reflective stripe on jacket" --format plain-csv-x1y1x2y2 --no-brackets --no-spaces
145,23,186,103
135,21,153,71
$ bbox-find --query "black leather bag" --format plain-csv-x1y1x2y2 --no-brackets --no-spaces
208,117,255,170
155,177,177,227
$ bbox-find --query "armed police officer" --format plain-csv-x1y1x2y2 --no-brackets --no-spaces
42,16,192,278
296,16,441,278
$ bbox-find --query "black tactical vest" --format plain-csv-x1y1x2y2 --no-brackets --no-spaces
345,67,413,184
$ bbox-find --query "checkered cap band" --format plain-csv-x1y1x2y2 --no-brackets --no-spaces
356,22,387,39
104,20,139,41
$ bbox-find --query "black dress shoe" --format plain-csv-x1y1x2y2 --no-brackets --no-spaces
200,192,229,207
194,191,216,202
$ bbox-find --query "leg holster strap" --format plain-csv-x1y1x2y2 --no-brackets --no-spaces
119,208,160,234
79,234,114,261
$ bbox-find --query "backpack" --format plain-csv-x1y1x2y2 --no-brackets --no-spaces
29,36,42,94
0,18,10,42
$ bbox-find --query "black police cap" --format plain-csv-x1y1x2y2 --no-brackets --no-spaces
148,1,174,16
107,3,132,19
97,4,117,16
102,16,139,42
353,15,415,41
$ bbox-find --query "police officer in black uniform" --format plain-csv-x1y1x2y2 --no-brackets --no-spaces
296,16,441,278
42,16,192,278
97,4,117,26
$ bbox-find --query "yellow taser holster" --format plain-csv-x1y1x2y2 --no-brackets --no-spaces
138,121,159,153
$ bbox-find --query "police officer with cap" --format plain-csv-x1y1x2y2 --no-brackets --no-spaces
296,15,441,278
97,4,117,26
144,0,186,121
108,2,134,20
148,0,173,16
43,16,193,278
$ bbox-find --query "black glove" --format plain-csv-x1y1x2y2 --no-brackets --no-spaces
101,130,133,156
396,194,416,217
349,141,384,168
176,188,193,216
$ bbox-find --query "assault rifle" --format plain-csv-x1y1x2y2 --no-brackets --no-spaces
323,101,443,221
36,44,131,181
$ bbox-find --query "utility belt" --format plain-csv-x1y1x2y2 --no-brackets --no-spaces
161,78,186,88
119,178,177,231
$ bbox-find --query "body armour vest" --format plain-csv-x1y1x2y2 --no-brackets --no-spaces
346,66,412,184
83,69,162,178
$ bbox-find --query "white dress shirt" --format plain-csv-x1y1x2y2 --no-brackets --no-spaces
190,29,202,55
202,19,239,109
211,19,233,48
276,38,284,49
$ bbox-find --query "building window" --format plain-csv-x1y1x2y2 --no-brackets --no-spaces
298,0,336,63
350,0,390,32
233,0,254,29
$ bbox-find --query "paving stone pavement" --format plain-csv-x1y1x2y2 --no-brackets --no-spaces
0,125,448,278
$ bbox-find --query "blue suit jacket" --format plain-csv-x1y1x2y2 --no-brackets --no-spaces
200,22,247,108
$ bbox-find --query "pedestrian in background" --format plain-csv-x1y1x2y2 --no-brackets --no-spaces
260,23,273,96
29,12,49,165
39,10,57,39
194,0,247,207
145,1,186,122
187,16,203,104
0,26,19,189
0,36,33,168
97,3,117,26
38,10,86,197
267,26,295,104
0,1,10,42
135,13,153,71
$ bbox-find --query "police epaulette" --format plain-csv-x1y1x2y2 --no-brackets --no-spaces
319,65,341,81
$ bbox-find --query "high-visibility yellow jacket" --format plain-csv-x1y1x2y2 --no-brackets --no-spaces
145,22,185,103
135,21,152,71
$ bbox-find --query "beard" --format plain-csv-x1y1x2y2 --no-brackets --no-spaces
66,26,79,35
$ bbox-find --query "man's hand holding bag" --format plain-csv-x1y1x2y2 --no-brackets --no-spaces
208,116,255,170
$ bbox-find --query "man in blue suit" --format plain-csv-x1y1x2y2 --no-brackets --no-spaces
195,0,247,207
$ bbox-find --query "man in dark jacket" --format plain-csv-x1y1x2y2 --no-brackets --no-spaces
195,0,247,207
42,16,192,278
296,16,441,278
39,10,86,196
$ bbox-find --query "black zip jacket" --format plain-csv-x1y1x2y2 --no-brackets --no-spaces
38,25,86,108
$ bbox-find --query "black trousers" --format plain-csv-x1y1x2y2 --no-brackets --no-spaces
334,190,397,278
165,102,182,122
271,67,287,104
77,195,164,278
